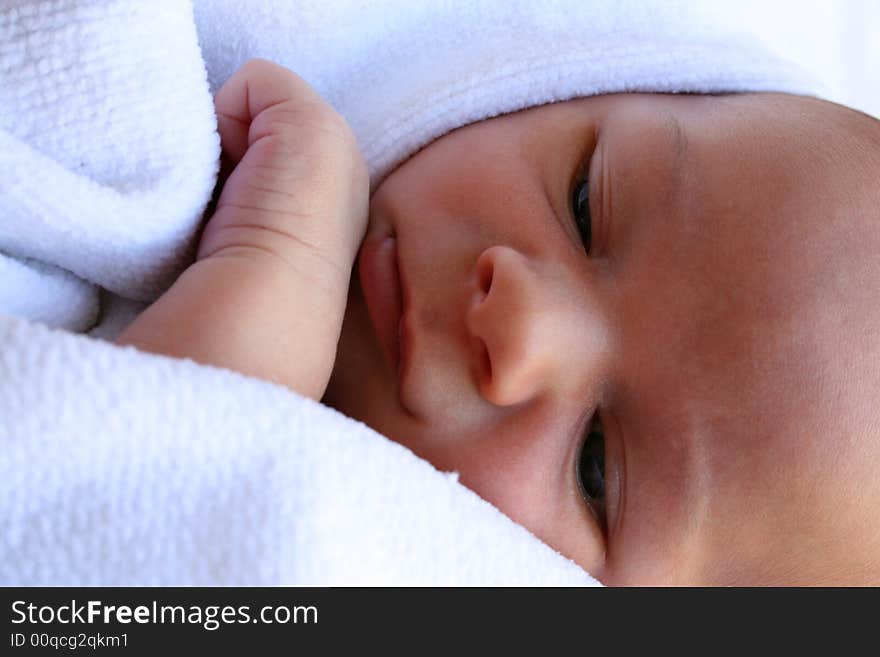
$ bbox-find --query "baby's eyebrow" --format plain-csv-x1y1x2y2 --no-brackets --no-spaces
665,111,688,164
663,110,689,196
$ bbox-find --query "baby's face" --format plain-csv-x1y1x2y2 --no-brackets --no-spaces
324,92,880,584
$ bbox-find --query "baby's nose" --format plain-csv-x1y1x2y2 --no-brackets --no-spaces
466,245,598,407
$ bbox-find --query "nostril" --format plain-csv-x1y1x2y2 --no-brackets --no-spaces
476,336,491,383
469,335,495,400
476,252,494,296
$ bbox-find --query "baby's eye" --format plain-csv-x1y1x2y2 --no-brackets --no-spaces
570,178,592,253
577,411,606,530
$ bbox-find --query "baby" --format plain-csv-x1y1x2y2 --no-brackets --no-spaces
117,59,880,586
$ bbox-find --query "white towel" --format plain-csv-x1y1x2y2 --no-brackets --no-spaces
193,0,822,186
0,0,220,329
0,0,829,586
0,314,598,585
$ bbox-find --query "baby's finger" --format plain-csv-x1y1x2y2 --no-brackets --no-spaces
213,58,329,163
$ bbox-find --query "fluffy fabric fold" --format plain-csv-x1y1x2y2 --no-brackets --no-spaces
0,0,219,329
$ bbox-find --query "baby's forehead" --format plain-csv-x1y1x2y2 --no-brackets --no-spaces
753,96,880,219
697,93,880,165
655,94,877,209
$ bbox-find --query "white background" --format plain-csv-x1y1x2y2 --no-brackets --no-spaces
710,0,880,118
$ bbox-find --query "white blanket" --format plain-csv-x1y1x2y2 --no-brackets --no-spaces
1,0,829,585
0,314,597,585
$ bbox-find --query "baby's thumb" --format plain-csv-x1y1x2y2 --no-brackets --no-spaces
202,59,368,273
213,58,328,164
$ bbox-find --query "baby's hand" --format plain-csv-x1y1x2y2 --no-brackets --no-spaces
202,58,368,282
116,59,368,400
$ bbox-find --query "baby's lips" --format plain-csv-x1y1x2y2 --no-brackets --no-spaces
358,234,403,374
